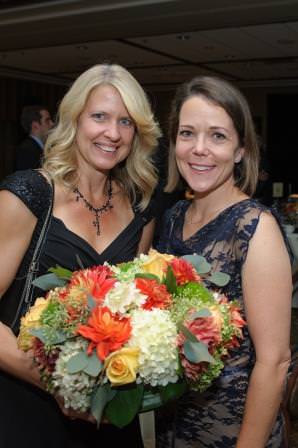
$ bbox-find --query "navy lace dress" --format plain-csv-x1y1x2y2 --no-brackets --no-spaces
0,169,159,448
155,199,287,448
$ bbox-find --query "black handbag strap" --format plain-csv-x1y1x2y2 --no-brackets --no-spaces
10,176,54,331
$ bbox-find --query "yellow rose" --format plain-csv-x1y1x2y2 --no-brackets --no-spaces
17,297,48,351
104,347,139,386
141,249,174,280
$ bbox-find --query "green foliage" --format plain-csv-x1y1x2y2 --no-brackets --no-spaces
32,273,66,290
87,295,97,310
91,384,116,426
66,351,89,373
189,351,225,392
170,282,213,323
163,266,177,294
183,340,215,364
48,265,73,280
29,327,67,345
208,271,230,287
182,254,211,274
189,309,212,320
159,381,187,403
83,352,103,377
135,273,161,282
105,384,144,428
40,300,68,329
67,351,103,377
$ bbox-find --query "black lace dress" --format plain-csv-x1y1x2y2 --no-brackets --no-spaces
155,199,288,448
0,169,157,448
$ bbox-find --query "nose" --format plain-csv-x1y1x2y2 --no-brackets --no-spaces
104,121,121,141
192,135,209,156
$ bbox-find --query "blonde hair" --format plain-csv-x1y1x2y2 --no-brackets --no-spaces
166,76,259,196
43,64,161,209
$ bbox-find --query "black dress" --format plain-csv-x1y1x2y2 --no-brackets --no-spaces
0,170,157,448
155,199,289,448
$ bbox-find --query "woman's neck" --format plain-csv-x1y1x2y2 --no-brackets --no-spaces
187,185,247,227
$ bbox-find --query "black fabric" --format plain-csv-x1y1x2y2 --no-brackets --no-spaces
15,136,43,170
0,170,52,331
0,169,157,448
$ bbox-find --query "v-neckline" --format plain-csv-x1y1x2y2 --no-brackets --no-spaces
52,215,137,260
181,199,251,242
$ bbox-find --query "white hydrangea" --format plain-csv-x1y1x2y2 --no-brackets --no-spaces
52,339,96,412
128,308,179,387
103,281,147,314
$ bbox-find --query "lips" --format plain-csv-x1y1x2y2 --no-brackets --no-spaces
189,164,214,172
94,143,117,153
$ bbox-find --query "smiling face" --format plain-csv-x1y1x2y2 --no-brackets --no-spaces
75,84,135,174
175,95,244,196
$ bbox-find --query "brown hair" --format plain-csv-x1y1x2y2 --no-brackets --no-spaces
166,76,259,196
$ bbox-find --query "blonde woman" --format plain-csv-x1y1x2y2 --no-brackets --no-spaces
0,64,161,448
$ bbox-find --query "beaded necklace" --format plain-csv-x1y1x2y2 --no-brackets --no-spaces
73,176,113,236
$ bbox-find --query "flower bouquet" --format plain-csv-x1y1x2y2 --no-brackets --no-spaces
18,250,245,428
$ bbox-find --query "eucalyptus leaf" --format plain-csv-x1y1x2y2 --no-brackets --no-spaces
48,265,73,280
83,352,103,377
208,271,230,287
189,309,212,320
91,384,116,426
32,273,66,290
105,384,144,428
135,273,160,282
29,328,67,345
182,254,211,274
184,340,215,364
66,351,89,374
87,295,97,310
177,323,198,343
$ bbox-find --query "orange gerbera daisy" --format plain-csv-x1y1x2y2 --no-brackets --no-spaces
77,306,132,361
135,278,172,310
69,266,116,304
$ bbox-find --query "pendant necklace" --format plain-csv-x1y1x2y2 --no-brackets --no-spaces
73,176,113,236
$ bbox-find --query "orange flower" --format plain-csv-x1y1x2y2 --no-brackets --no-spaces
77,306,132,361
170,258,201,285
135,278,172,310
69,266,115,303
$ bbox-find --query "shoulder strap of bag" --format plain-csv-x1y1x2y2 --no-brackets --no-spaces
11,176,54,331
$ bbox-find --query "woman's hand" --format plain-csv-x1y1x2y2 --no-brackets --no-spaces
54,394,98,424
0,321,42,388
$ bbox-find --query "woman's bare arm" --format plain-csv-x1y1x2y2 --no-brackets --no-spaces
237,212,292,447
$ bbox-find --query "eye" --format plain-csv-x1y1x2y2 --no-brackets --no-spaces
119,117,134,127
91,112,106,121
178,129,193,138
212,132,226,142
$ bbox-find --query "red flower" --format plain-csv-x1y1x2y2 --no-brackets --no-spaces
77,306,132,361
69,266,116,303
170,258,201,285
135,278,172,310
